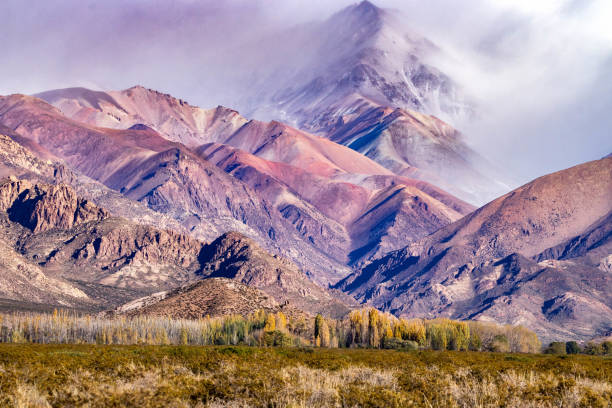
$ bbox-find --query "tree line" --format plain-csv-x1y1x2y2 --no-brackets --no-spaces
0,308,543,352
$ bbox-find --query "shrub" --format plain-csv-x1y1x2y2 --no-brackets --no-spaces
489,335,510,353
382,337,418,351
263,330,292,347
545,342,567,355
566,341,581,354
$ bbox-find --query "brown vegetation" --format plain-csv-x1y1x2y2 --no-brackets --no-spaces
0,343,610,407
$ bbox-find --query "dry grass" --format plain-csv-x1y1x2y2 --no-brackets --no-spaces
0,344,610,407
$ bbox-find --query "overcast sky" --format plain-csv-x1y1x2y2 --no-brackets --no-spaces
1,0,610,184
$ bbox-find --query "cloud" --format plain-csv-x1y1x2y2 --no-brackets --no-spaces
0,0,609,183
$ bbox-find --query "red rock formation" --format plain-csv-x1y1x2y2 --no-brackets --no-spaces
0,179,108,233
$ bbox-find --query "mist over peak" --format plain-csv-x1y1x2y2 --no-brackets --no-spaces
0,0,610,184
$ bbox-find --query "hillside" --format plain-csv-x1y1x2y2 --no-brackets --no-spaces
114,278,282,319
220,0,511,204
0,178,351,317
0,94,351,284
34,86,474,264
336,157,612,341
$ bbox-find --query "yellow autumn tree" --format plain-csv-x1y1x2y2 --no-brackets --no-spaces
276,312,287,332
264,313,276,332
368,309,380,348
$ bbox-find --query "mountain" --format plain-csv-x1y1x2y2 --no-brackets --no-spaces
0,178,352,317
0,177,203,310
36,86,248,147
336,157,612,341
215,1,511,205
239,1,471,127
323,105,512,205
0,128,212,242
0,226,89,310
33,86,474,264
0,94,351,284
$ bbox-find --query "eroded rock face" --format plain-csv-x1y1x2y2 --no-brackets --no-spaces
0,179,353,317
0,180,201,293
0,179,108,233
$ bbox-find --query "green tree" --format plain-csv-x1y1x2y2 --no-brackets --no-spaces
469,331,482,351
565,341,581,354
429,325,447,350
545,342,566,355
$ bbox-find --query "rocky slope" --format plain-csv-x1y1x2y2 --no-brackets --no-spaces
195,232,356,318
324,104,511,204
34,86,474,264
0,94,350,284
115,278,283,319
0,178,203,309
0,178,352,316
0,232,88,309
336,157,612,341
36,86,248,147
198,142,471,263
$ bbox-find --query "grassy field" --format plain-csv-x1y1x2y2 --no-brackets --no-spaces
0,344,610,407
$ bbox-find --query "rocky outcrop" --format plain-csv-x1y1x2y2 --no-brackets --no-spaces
0,179,203,294
0,235,88,308
0,178,353,317
0,178,109,233
197,232,356,318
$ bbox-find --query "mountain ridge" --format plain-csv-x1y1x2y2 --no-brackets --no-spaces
336,157,612,341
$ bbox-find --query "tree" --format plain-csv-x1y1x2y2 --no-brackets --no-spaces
314,314,324,346
428,325,447,350
180,328,189,345
404,319,426,346
545,342,567,355
320,320,330,347
264,314,276,332
276,312,287,332
469,331,482,351
382,322,393,342
489,335,510,353
348,311,364,346
566,341,581,354
368,309,380,348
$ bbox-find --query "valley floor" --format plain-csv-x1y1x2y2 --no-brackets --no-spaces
0,344,610,407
